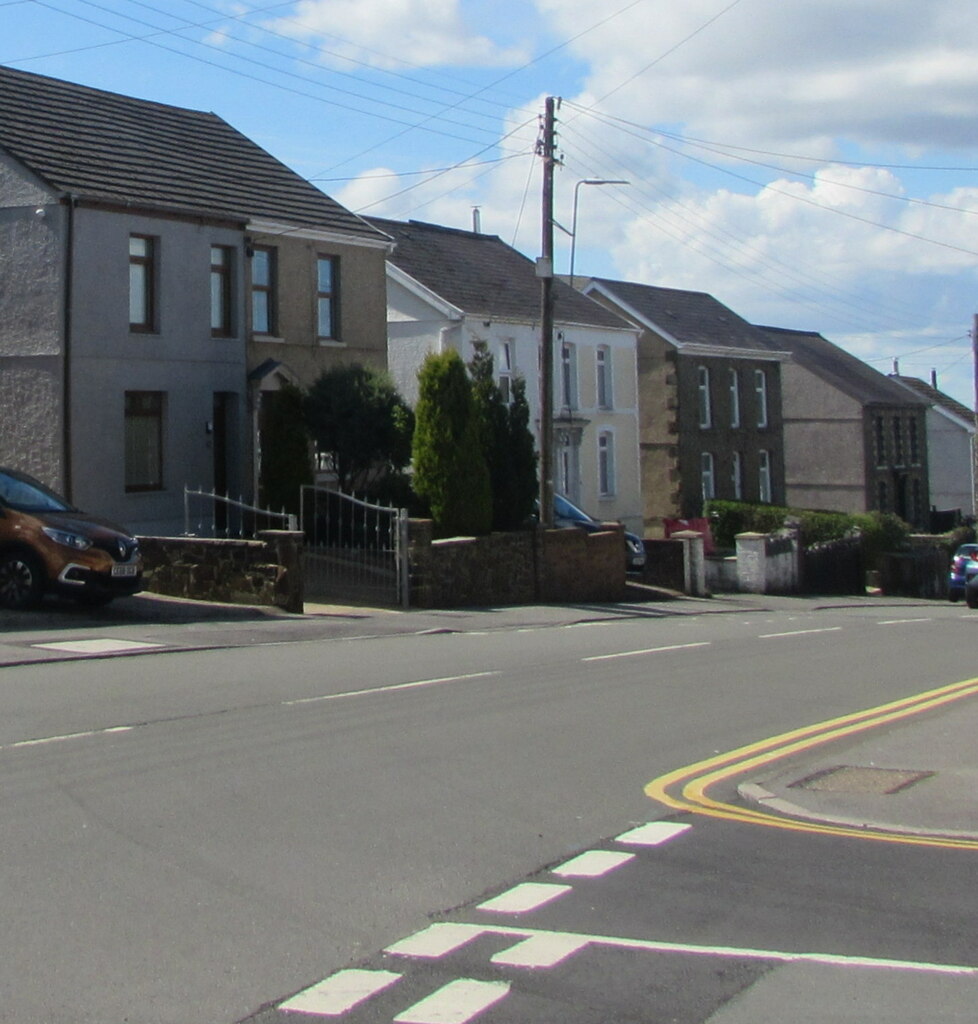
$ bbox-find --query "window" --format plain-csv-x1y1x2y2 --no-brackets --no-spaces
754,369,768,428
125,391,163,492
498,340,514,405
877,479,888,512
596,346,612,408
892,416,904,466
598,431,616,496
758,449,772,503
129,235,156,331
701,452,715,501
729,369,740,428
874,415,887,467
697,366,712,428
909,416,920,464
731,450,743,500
210,245,233,337
560,339,577,409
317,255,338,340
251,246,276,335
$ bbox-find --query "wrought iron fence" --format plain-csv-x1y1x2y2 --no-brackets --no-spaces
183,486,297,539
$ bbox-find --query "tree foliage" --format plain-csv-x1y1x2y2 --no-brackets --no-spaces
258,382,313,515
304,363,414,493
412,350,491,537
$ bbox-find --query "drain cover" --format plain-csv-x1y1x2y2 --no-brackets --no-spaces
788,765,934,794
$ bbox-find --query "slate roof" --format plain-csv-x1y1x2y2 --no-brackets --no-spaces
890,374,974,423
368,218,629,330
0,64,385,241
756,326,928,408
586,278,783,353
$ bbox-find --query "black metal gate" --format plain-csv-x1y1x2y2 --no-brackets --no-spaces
802,535,865,595
300,487,408,607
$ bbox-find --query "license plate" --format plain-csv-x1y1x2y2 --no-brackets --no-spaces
112,564,138,578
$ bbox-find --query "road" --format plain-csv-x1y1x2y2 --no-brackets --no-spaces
0,596,975,1022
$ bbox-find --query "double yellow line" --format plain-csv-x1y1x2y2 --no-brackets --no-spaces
645,677,978,850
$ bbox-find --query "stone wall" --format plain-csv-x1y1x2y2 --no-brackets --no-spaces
138,531,304,612
408,520,627,608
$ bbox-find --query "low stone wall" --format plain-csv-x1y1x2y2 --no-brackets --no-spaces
138,531,304,612
408,519,626,608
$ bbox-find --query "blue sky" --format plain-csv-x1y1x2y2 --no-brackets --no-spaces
5,0,978,406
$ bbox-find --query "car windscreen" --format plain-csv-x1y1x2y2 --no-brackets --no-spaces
554,494,595,523
0,471,74,513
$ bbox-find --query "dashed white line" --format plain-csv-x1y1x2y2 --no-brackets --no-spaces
552,850,635,878
477,883,571,914
392,979,510,1024
4,725,134,752
31,638,165,654
490,933,589,968
878,618,933,626
758,627,843,640
387,924,483,959
582,641,711,663
280,968,400,1016
281,672,500,707
616,822,692,846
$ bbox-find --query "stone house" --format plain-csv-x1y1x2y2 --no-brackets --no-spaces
0,65,390,535
889,373,974,521
757,327,931,528
578,279,789,534
369,218,644,533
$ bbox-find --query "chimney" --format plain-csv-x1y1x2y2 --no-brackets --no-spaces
931,368,938,388
472,207,481,233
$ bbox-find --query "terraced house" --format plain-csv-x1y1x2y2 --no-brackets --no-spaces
0,65,390,535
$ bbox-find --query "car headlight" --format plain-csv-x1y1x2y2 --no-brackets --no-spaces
41,526,93,551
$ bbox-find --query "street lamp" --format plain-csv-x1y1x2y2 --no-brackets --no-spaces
568,178,629,289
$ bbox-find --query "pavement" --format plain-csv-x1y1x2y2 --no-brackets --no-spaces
1,584,976,842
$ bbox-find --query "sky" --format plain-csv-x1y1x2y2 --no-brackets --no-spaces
4,0,978,407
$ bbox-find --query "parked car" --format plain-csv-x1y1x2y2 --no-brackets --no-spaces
948,542,978,602
0,467,142,609
554,494,647,573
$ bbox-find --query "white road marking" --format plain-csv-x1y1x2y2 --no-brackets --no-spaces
491,933,589,968
582,641,711,662
281,672,500,706
4,726,134,752
477,883,572,914
616,822,692,846
393,979,510,1024
32,638,164,654
552,850,635,878
280,968,400,1016
386,924,484,959
878,618,933,626
758,627,843,639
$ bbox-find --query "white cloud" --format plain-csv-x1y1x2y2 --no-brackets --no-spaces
268,0,529,69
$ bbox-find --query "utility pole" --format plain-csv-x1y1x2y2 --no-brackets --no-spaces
972,313,978,520
538,96,558,528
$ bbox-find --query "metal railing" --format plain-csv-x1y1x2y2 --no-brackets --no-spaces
183,485,297,539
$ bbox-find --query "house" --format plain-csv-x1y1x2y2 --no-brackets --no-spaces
368,218,644,533
0,65,390,535
889,373,974,522
756,327,931,528
577,279,789,533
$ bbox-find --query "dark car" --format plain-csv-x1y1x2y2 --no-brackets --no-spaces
554,493,647,573
0,467,142,609
948,542,978,603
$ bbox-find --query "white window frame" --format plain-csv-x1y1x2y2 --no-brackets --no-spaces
560,339,578,410
731,450,743,500
754,368,768,429
498,340,514,405
598,430,616,496
729,368,740,428
698,365,712,429
701,451,715,501
758,449,772,503
596,346,613,409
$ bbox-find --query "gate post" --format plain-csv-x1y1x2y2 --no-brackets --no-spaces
259,529,305,613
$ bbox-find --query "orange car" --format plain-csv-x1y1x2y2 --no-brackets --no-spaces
0,467,142,609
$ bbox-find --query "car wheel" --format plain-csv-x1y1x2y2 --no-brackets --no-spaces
0,550,45,609
949,591,961,603
967,588,978,610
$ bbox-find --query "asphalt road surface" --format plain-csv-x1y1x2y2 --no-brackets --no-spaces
0,597,975,1023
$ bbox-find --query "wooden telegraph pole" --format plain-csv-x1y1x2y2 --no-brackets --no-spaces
538,97,558,528
972,313,978,519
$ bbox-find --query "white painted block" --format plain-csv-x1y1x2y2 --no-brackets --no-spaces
394,979,510,1023
386,923,484,959
616,822,692,846
552,850,634,877
477,883,571,914
491,933,589,968
280,968,400,1015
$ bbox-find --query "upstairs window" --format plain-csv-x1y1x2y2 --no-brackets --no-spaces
560,339,578,410
210,245,233,337
892,416,904,466
909,416,920,464
498,340,514,404
874,415,887,467
596,346,613,409
729,369,740,428
251,246,276,335
731,450,743,500
317,255,338,340
698,366,712,428
129,235,156,332
754,369,768,428
598,431,616,496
